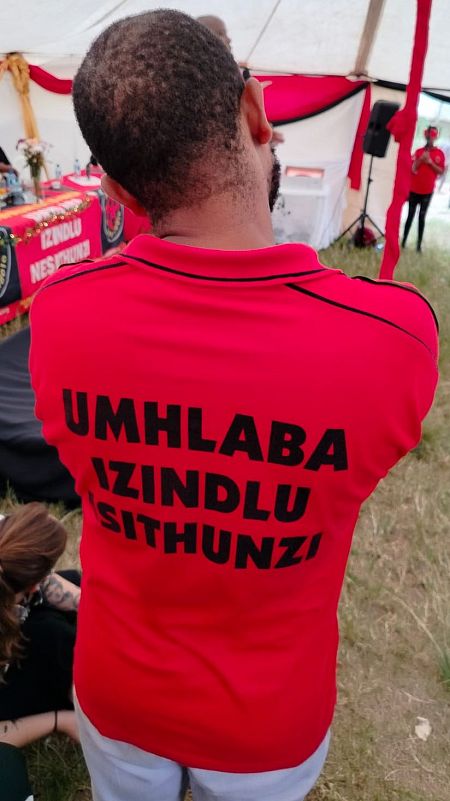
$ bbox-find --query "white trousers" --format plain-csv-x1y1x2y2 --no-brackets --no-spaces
75,700,330,801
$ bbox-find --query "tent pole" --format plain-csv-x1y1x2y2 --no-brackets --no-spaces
353,0,387,76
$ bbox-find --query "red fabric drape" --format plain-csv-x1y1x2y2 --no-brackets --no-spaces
28,64,72,94
0,61,73,93
257,75,368,124
379,0,433,279
347,85,371,190
2,62,369,196
15,67,370,114
257,75,370,191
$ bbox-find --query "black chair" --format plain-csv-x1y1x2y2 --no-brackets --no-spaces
0,744,33,801
0,327,78,505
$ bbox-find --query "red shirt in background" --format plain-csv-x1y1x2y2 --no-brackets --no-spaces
411,146,446,194
30,235,438,772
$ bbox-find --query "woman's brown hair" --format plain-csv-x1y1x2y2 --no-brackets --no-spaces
0,503,67,672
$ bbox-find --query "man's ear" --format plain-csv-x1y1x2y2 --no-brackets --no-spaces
101,174,148,217
241,77,273,145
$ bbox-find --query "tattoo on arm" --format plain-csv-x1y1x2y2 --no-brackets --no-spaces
40,574,80,611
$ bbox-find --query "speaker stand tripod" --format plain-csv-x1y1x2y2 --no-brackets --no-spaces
338,155,384,246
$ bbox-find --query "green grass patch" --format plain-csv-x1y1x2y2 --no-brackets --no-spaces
440,650,450,691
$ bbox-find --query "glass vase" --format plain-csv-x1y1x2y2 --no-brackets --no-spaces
31,169,43,202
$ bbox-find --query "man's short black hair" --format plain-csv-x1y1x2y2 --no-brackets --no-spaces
73,10,245,223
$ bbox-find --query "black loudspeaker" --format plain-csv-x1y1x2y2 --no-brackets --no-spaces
363,100,400,158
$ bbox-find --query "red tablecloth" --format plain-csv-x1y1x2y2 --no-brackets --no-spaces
0,190,102,324
57,171,151,242
0,174,151,325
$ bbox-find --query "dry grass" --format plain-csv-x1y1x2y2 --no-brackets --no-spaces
1,242,449,801
0,311,29,340
307,244,450,801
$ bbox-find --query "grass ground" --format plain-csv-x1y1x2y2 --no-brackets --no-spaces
1,239,449,800
308,243,450,801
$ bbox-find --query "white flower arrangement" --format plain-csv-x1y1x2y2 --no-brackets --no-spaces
16,138,49,177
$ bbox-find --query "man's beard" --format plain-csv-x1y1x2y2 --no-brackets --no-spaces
268,146,281,212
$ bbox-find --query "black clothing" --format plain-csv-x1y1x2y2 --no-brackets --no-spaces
0,147,10,165
0,571,80,720
0,328,78,506
0,744,32,801
402,191,433,251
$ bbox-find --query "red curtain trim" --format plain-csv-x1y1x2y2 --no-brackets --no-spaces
28,64,72,94
255,75,369,192
3,63,368,124
0,62,72,93
1,63,368,194
256,75,368,124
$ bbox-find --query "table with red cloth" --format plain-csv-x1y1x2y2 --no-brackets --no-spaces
57,170,151,243
0,173,151,325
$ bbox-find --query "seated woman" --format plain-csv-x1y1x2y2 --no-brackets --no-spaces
0,504,80,774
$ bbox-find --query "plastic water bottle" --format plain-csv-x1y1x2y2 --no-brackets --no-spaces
74,158,81,176
54,163,62,189
6,170,16,190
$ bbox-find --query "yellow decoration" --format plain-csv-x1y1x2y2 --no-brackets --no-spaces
0,53,49,179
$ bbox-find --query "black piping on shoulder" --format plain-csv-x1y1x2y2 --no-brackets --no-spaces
269,82,368,127
122,253,326,283
351,274,439,332
285,282,435,358
36,262,127,293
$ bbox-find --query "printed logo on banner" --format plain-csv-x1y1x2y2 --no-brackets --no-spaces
99,191,124,252
0,226,21,304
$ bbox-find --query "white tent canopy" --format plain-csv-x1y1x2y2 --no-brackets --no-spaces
1,0,449,90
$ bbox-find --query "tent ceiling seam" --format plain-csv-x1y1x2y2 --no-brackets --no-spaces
244,0,282,64
83,0,129,33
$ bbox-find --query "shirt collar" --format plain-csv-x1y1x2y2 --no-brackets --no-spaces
122,235,325,284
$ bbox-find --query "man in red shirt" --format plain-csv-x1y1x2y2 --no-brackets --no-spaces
402,125,445,252
30,11,438,801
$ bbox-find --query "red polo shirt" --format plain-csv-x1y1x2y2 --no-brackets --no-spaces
411,146,446,194
30,235,438,772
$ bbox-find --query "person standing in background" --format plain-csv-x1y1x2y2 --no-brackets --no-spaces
402,125,445,252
